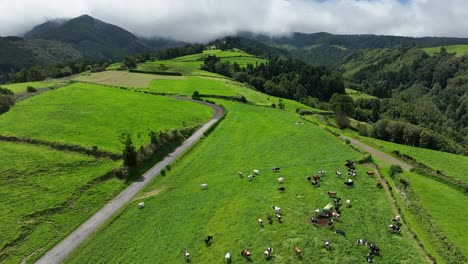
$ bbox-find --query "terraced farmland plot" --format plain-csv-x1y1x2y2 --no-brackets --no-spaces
1,81,66,94
0,82,213,153
73,70,185,88
67,101,426,263
0,141,122,264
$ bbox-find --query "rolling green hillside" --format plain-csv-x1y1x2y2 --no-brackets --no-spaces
0,83,213,153
67,101,427,263
423,45,468,57
0,141,122,264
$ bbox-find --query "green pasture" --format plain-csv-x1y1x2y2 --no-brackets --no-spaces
345,88,379,100
1,81,66,94
351,134,468,183
423,45,468,57
67,101,426,263
0,141,122,264
73,70,185,88
0,82,213,153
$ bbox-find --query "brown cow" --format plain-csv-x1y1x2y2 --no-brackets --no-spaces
294,245,301,256
241,249,251,259
377,180,382,188
327,191,337,197
367,171,375,176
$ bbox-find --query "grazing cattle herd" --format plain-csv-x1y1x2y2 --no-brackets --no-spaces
149,162,399,262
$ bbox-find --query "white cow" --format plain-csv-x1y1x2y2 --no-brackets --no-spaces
183,250,190,262
272,206,281,214
258,218,263,225
253,169,260,175
238,172,243,177
278,177,285,183
336,171,342,177
392,215,401,222
248,175,254,181
201,183,208,190
138,202,145,208
315,208,320,216
225,252,231,263
346,199,351,208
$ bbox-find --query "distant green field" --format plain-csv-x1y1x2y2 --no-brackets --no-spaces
1,81,66,94
345,88,379,100
0,83,213,153
0,141,122,263
353,135,468,183
73,70,185,88
423,45,468,57
67,101,426,263
137,49,267,76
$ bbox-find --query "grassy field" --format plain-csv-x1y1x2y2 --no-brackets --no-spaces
423,45,468,57
345,88,379,101
67,101,427,263
1,81,67,94
0,141,123,264
350,134,468,183
73,70,185,88
0,82,213,153
137,49,267,76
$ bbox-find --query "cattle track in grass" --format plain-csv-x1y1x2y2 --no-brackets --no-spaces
35,99,224,264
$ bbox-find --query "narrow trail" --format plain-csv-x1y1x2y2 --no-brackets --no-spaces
35,99,224,264
340,135,412,170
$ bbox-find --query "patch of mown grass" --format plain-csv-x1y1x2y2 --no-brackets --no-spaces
0,141,123,264
1,81,66,94
72,70,184,88
0,82,213,153
345,88,379,100
423,45,468,57
67,101,426,263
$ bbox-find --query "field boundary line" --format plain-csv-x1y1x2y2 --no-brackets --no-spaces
35,100,224,264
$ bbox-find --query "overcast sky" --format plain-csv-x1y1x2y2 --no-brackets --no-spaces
1,0,468,42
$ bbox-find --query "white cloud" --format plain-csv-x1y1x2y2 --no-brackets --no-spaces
1,0,468,42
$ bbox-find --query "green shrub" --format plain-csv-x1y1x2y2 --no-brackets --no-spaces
27,86,37,93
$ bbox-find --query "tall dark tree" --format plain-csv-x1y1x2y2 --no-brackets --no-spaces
123,135,138,167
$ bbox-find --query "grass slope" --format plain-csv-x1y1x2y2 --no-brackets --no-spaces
73,70,185,88
0,83,213,153
0,141,122,264
345,88,379,100
67,101,426,263
423,45,468,57
1,81,66,94
352,135,468,183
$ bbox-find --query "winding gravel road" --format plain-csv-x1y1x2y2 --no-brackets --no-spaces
36,100,224,264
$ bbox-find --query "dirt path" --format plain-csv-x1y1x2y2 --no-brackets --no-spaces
35,100,224,264
340,136,412,170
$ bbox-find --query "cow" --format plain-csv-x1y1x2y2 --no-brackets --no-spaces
345,160,354,167
336,171,342,177
346,199,351,208
258,218,263,226
328,219,334,228
238,172,243,177
324,239,331,251
278,186,286,192
392,215,401,222
225,252,231,263
204,236,213,246
334,198,340,209
389,224,401,234
241,249,251,259
201,183,208,190
294,245,301,256
312,180,320,187
276,213,282,222
306,176,312,182
367,253,374,263
335,229,346,236
183,250,190,262
356,239,368,246
272,167,280,173
313,175,321,181
367,171,375,176
314,209,320,216
253,169,260,175
272,206,281,214
369,243,380,256
331,212,340,220
344,179,354,187
264,247,273,259
138,202,145,208
248,175,255,181
267,215,273,225
310,217,318,225
377,180,382,188
318,170,326,175
278,177,285,183
327,191,337,197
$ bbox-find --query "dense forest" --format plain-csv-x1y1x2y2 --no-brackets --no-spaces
200,54,344,102
340,46,468,154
